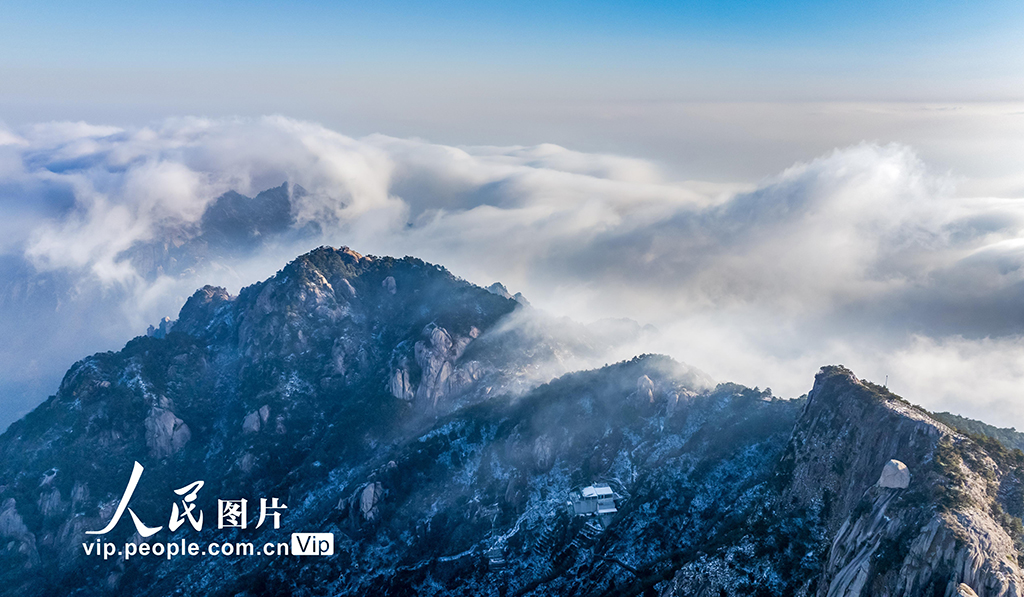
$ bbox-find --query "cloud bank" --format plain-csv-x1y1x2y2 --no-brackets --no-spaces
1,116,1023,430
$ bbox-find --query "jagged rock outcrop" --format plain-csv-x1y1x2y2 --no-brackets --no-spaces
664,389,697,417
359,482,384,522
411,323,481,407
414,324,456,406
486,282,513,299
241,405,270,434
37,488,63,518
337,480,387,525
173,284,234,337
0,498,39,569
636,374,655,403
787,367,1024,597
661,366,1024,597
388,367,415,401
144,405,191,459
145,316,174,339
485,282,529,306
3,248,1024,597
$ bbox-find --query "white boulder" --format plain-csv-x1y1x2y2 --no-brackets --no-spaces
877,459,910,489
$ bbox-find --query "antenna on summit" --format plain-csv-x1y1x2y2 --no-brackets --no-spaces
884,374,888,388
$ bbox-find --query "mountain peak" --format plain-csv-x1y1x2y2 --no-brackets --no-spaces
3,249,1023,596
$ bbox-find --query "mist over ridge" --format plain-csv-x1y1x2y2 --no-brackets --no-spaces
1,115,1023,430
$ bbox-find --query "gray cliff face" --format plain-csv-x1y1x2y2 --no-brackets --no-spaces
785,367,1023,597
1,248,1023,597
662,366,1024,597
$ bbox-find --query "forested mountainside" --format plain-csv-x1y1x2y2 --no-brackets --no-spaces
1,247,1021,597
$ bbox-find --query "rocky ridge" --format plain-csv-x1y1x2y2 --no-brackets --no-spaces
0,248,1022,597
661,366,1024,597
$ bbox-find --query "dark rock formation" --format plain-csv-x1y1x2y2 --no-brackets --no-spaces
0,249,1021,597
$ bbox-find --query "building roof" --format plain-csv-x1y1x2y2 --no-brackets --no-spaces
580,484,615,498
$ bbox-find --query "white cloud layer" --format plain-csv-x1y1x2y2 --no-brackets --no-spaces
2,116,1024,430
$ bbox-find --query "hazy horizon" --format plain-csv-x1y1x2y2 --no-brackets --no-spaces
2,1,1024,432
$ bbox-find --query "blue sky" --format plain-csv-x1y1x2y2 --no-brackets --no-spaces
3,0,1022,183
2,0,1022,96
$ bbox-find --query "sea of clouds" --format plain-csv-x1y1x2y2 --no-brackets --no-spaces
1,115,1023,430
